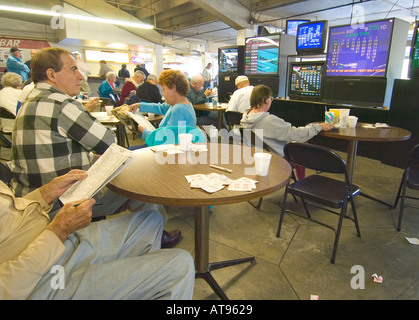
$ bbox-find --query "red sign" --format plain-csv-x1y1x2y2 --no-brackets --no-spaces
0,38,50,50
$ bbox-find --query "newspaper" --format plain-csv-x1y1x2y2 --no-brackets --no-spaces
59,143,133,204
126,111,156,132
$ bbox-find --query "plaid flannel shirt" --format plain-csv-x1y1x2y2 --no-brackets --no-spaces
9,83,117,197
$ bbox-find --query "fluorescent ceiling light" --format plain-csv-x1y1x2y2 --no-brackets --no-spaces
0,4,153,29
106,43,128,49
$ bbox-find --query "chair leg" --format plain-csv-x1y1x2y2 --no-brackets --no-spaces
349,196,361,237
397,182,408,231
331,202,347,264
276,189,289,237
393,171,407,209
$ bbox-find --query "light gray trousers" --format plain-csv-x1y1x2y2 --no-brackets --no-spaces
28,209,195,300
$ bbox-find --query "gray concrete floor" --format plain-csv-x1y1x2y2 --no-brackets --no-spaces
164,148,419,300
2,130,419,300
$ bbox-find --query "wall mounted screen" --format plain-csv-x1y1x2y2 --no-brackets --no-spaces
288,61,325,100
219,47,239,73
326,19,394,77
286,19,310,36
296,21,328,55
245,34,280,75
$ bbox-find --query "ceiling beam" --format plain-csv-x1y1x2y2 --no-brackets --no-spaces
193,0,252,30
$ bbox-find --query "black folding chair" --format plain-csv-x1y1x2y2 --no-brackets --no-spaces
224,111,242,130
393,144,419,231
0,161,12,184
276,142,361,264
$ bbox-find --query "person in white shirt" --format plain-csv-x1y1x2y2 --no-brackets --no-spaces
202,62,212,90
0,72,22,132
226,75,254,113
73,52,91,93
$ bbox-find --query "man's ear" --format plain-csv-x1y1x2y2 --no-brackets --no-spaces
46,68,56,82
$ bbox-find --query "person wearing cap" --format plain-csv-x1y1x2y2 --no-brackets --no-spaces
6,47,30,82
226,75,254,113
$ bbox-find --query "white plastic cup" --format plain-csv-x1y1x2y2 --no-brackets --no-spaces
178,133,193,151
339,109,350,128
148,113,155,119
105,105,113,116
348,116,358,128
254,152,272,176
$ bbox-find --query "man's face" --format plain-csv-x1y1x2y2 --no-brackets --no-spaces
50,54,84,96
12,50,22,59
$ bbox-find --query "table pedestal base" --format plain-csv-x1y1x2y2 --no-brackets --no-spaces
195,257,256,300
195,206,255,300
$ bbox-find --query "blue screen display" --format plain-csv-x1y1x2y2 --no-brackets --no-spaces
326,19,393,77
287,20,310,36
297,21,325,51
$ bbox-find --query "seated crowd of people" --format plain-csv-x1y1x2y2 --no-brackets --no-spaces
0,46,334,300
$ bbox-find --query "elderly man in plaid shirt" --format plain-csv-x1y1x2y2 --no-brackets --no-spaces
8,47,181,248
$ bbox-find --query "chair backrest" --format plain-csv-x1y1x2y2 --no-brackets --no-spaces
225,111,242,129
0,107,16,120
145,126,206,147
407,144,419,171
0,132,12,148
239,127,271,152
284,142,348,175
0,161,12,184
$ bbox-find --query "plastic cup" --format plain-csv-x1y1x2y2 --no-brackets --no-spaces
329,109,340,125
148,113,155,119
254,152,272,176
178,133,193,151
325,111,334,124
339,109,350,128
348,116,358,128
105,105,113,116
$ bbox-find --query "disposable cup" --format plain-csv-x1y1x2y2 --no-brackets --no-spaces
329,109,340,125
348,116,358,128
254,152,272,176
325,111,334,124
148,113,155,119
339,109,350,128
178,133,193,151
105,105,113,116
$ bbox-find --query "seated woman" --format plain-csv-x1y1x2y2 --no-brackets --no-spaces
0,72,22,133
130,69,196,142
240,85,334,179
98,71,118,104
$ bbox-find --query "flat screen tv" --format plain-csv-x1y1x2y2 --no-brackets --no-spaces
409,21,419,79
288,61,325,100
296,20,328,55
286,19,310,36
244,34,280,75
219,47,239,73
326,19,394,77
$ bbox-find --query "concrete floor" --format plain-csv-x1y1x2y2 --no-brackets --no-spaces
164,148,419,300
2,130,419,300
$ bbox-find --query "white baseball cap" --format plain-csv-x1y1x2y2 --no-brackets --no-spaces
235,75,249,86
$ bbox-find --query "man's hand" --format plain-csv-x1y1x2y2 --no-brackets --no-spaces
46,198,95,242
204,88,212,97
39,170,88,205
83,97,101,112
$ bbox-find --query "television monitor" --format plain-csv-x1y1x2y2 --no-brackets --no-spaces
296,20,328,55
286,19,310,36
326,19,394,77
219,47,239,73
244,34,280,75
409,21,419,79
288,61,325,100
